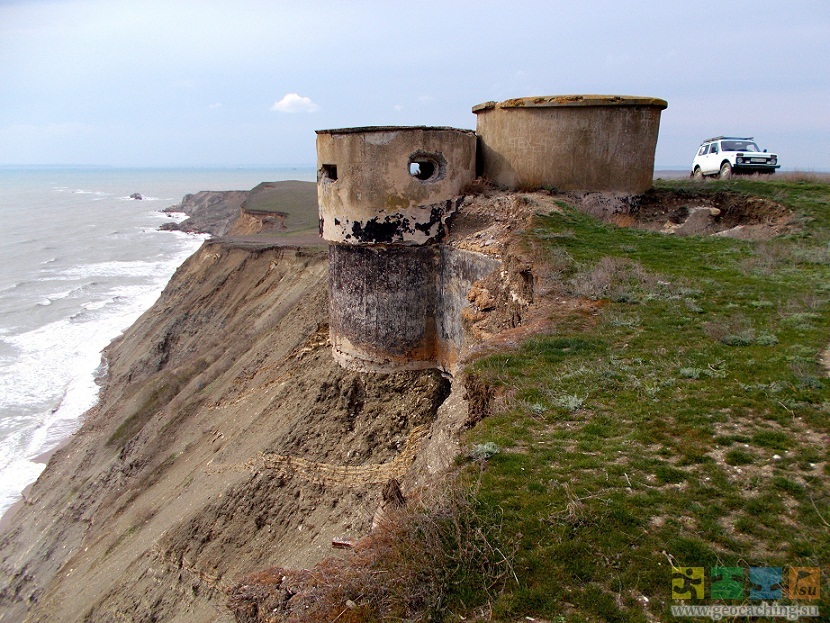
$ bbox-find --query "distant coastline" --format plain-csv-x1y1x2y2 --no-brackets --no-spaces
0,167,318,526
0,164,316,170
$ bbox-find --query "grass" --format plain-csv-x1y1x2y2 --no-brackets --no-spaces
242,181,319,233
222,177,830,622
107,377,183,448
460,178,830,621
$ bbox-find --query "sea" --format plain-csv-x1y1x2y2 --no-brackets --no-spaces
0,166,316,518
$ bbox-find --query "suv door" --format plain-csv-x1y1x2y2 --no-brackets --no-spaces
705,142,720,174
695,143,710,175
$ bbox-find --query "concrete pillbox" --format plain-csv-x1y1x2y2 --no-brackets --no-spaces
473,95,668,193
316,126,476,245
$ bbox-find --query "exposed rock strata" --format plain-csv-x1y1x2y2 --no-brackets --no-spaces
0,189,568,622
228,208,287,237
162,181,319,239
162,190,250,236
0,241,460,622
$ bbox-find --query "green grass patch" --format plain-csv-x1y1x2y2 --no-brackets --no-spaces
107,378,182,448
460,179,830,621
243,180,319,232
107,358,208,448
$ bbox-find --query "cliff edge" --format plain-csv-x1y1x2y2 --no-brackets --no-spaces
0,238,458,622
0,183,544,622
0,181,802,622
161,181,318,238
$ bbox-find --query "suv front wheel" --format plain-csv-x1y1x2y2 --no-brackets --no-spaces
693,167,704,181
719,162,732,179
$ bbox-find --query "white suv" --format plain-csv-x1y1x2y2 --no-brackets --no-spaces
691,137,779,179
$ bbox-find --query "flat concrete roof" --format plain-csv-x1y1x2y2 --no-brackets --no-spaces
472,95,668,113
316,125,476,135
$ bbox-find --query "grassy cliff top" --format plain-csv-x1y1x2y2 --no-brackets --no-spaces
225,177,830,623
242,180,318,233
462,176,830,621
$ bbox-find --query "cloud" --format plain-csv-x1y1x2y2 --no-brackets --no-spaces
270,93,320,113
209,102,223,109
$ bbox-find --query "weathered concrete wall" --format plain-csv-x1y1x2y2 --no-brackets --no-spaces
473,95,667,193
435,247,502,371
328,244,437,371
320,125,488,373
317,126,476,245
328,244,500,373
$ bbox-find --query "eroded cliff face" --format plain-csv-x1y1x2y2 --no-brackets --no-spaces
161,190,250,236
0,241,460,622
0,187,551,623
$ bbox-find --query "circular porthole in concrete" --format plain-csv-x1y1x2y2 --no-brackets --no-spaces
408,152,446,183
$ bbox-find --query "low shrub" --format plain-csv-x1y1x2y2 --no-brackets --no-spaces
228,482,517,623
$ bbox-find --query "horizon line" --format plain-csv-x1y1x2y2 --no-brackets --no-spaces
0,164,317,170
1,164,827,174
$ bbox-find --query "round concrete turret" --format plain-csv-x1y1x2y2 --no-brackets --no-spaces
316,126,476,245
473,95,668,193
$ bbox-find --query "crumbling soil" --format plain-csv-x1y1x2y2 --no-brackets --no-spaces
570,187,794,239
0,242,455,623
0,185,798,623
229,209,288,236
162,190,250,236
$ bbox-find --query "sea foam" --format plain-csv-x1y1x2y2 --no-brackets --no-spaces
0,166,293,519
0,229,203,516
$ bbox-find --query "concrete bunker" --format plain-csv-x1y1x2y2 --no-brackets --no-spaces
473,94,668,193
316,126,476,245
327,244,500,372
317,94,668,373
318,125,489,373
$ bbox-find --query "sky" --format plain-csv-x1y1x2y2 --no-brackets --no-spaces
1,0,828,170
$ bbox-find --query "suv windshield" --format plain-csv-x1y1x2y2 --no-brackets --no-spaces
722,140,760,152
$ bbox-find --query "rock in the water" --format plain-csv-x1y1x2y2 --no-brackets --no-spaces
130,193,143,200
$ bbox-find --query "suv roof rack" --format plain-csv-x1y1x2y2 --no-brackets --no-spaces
703,136,754,143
